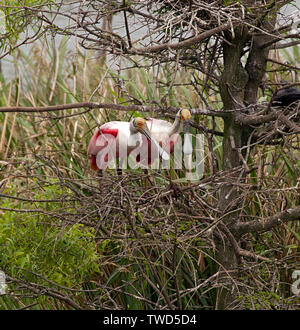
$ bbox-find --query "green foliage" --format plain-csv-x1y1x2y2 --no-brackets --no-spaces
0,1,54,51
0,182,100,309
241,291,278,309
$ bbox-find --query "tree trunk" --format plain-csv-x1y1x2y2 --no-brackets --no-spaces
214,8,276,308
215,27,248,310
215,240,240,310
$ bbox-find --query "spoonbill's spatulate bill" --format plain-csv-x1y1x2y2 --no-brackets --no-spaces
183,120,193,155
144,109,192,158
87,117,169,172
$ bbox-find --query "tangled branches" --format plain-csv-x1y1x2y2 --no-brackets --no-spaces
1,149,299,309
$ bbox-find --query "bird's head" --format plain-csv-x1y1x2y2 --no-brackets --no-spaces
177,109,193,155
180,109,192,123
175,108,192,134
132,117,147,132
130,117,169,161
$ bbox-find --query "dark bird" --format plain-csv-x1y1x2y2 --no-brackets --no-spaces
272,85,300,107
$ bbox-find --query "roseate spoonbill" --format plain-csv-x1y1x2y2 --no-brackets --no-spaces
87,117,169,179
144,109,193,159
138,109,192,187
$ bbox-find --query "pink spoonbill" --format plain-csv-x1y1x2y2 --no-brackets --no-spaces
87,117,169,179
143,109,193,161
134,109,193,188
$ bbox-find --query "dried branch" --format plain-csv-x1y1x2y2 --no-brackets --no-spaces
128,22,238,54
0,103,230,118
272,39,300,49
236,110,280,126
233,206,300,235
6,275,85,310
261,33,300,49
0,102,155,113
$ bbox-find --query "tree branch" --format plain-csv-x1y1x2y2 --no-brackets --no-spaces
233,206,300,235
128,22,237,54
236,108,300,132
0,102,158,113
122,0,132,48
261,33,300,49
272,40,300,49
0,103,229,118
235,110,278,126
267,57,300,71
6,275,84,310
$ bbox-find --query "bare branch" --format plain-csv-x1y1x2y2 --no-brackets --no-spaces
0,103,230,118
272,39,300,49
267,57,300,71
233,206,300,235
128,22,237,54
0,102,158,113
235,111,278,126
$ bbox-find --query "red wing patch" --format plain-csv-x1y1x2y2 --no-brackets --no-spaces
89,129,119,170
99,128,118,138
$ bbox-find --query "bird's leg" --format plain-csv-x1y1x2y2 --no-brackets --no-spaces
117,158,123,177
144,168,149,191
165,169,180,197
165,168,172,184
97,169,103,192
168,175,180,198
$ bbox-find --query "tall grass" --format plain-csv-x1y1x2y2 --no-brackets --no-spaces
0,37,214,179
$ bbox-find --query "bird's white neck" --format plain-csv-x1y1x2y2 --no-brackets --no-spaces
128,132,142,147
168,116,181,136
